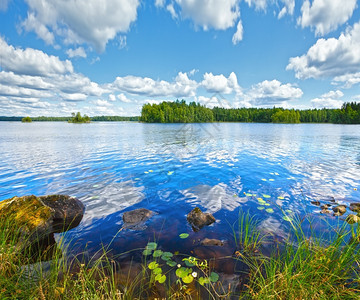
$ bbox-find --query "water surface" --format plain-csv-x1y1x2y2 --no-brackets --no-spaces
1,122,359,262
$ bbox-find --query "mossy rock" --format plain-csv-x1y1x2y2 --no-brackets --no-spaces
0,195,84,244
187,207,215,232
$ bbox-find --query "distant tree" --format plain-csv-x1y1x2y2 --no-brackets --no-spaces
21,116,32,123
68,112,91,123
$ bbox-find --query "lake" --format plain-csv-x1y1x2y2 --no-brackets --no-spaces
1,122,360,266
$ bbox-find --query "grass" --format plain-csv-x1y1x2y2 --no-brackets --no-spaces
1,208,360,299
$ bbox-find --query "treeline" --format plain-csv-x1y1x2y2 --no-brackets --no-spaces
141,100,360,124
0,115,139,122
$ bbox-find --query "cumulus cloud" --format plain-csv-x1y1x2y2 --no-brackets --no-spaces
311,89,344,109
0,37,73,76
245,0,294,17
112,72,198,97
174,0,240,30
155,0,165,7
246,79,303,106
232,20,243,44
298,0,357,36
166,3,178,19
287,22,360,79
333,72,360,88
117,93,132,103
66,47,87,58
22,0,140,52
196,95,232,108
21,13,55,45
201,72,241,94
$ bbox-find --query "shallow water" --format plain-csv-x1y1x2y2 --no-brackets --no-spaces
1,122,360,263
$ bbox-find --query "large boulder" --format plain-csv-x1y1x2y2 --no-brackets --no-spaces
350,203,360,213
187,207,215,231
0,194,84,258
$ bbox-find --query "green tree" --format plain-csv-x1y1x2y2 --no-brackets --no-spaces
21,116,32,123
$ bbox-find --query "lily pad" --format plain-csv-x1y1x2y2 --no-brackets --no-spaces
161,252,173,260
166,260,177,267
257,206,265,210
209,272,219,282
184,260,195,267
263,194,271,198
264,203,270,206
261,179,267,181
153,250,163,257
176,267,192,278
275,172,279,175
182,274,194,284
179,233,189,239
167,171,174,175
146,242,158,250
199,277,210,285
144,171,149,174
269,179,275,182
265,208,274,213
282,216,292,222
285,209,292,213
148,262,159,270
155,274,166,284
278,196,285,200
245,193,253,197
143,249,153,256
153,267,162,275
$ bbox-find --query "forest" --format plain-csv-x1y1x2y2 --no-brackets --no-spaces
141,100,360,124
0,115,139,122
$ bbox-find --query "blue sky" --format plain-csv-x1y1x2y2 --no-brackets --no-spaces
0,0,359,116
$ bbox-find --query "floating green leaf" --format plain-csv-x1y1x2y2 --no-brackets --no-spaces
261,179,267,181
285,209,292,213
257,197,263,201
166,260,177,267
282,216,292,222
245,193,253,197
264,203,270,206
144,171,149,174
148,262,159,270
278,196,285,200
179,233,189,239
257,206,265,210
182,274,194,284
184,260,195,267
266,208,274,213
155,274,166,284
167,171,174,175
263,194,271,198
269,179,275,181
176,267,192,278
275,172,279,175
161,252,173,261
149,170,153,172
93,184,99,188
153,267,162,275
143,249,153,256
209,272,219,282
153,250,163,258
198,277,210,285
146,242,157,250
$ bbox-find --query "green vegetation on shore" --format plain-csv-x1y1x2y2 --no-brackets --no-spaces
141,100,360,124
68,112,91,123
0,115,139,122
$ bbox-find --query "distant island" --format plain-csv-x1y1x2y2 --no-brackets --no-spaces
68,112,91,123
140,100,360,124
21,116,32,123
0,115,140,122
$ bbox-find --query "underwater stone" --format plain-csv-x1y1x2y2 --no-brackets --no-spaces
349,203,360,213
122,208,154,228
345,214,360,224
187,207,215,231
332,205,346,215
200,238,224,246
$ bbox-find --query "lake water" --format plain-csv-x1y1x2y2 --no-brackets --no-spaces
1,122,360,267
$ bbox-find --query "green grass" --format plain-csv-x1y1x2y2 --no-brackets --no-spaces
1,209,360,299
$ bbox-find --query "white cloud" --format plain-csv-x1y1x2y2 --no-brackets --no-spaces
333,72,360,88
166,3,178,19
0,37,73,76
21,13,55,45
61,92,87,101
311,89,344,109
155,0,165,7
298,0,357,36
118,35,127,49
175,0,240,30
244,0,267,11
201,72,241,94
112,72,198,97
94,99,112,107
66,47,87,58
0,0,10,11
287,22,360,79
23,0,140,52
196,95,232,108
246,79,303,106
108,94,116,101
188,69,198,76
232,20,243,44
117,93,132,103
245,0,294,17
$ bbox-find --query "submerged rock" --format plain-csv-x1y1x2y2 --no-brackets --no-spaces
122,208,154,229
345,214,360,225
320,204,331,210
200,238,224,246
320,208,331,214
187,207,215,231
311,201,320,206
349,203,360,213
332,205,346,216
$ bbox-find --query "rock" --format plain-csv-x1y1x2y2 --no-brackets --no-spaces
311,201,320,206
187,207,215,231
332,205,346,216
200,238,224,246
0,194,84,262
122,208,154,228
350,203,360,213
345,214,360,225
320,209,331,214
320,204,331,210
